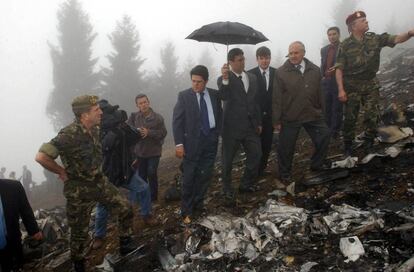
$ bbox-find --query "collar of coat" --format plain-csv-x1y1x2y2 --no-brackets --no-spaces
281,58,318,73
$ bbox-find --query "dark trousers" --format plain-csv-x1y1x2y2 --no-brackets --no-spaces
222,131,261,193
0,243,23,272
323,78,343,134
258,114,274,175
138,156,160,201
181,131,218,217
277,119,330,178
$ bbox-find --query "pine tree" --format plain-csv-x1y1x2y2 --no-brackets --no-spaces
332,0,359,37
47,0,99,130
100,15,145,113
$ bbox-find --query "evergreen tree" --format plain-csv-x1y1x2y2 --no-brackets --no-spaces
148,41,180,145
100,15,145,113
332,0,359,37
47,0,99,130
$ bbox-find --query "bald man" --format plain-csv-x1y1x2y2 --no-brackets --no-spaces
272,41,331,182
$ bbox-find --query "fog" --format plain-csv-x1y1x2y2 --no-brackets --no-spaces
0,0,413,182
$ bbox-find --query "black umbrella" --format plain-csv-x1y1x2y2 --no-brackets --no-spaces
186,21,268,53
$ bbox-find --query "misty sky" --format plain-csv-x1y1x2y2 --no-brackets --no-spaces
0,0,413,182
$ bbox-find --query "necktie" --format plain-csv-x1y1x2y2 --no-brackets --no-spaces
262,71,267,90
296,64,302,73
238,75,245,89
199,92,210,136
0,196,7,249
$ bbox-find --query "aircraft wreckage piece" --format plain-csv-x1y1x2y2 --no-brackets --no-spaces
323,204,384,234
302,169,349,186
377,126,413,143
340,236,365,262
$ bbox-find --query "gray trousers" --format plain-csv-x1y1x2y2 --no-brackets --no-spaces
277,119,330,178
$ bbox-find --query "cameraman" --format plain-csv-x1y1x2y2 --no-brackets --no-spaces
92,100,156,250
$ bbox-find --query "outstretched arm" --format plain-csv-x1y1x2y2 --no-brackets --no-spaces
394,29,414,44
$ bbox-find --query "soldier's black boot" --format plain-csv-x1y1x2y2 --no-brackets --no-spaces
344,140,353,157
73,259,85,272
119,236,138,255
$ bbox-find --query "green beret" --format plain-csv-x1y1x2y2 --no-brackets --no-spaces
71,95,99,115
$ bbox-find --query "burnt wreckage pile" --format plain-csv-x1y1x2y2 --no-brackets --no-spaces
22,48,414,271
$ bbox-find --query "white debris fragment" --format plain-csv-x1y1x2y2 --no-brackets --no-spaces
340,236,365,262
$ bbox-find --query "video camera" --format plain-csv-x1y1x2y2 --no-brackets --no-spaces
98,99,128,130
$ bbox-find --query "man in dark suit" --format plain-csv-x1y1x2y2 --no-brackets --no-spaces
248,46,276,177
321,26,342,138
218,48,262,199
173,65,222,224
0,179,43,272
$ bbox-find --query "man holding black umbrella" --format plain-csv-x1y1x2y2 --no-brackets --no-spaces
218,48,262,201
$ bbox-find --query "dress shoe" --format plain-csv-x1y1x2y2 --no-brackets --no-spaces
239,185,260,193
92,237,104,250
258,170,272,177
73,259,85,272
310,162,332,172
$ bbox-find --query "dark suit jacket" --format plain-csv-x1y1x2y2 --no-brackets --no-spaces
217,71,261,138
320,44,338,78
248,66,276,117
173,88,222,160
0,179,39,252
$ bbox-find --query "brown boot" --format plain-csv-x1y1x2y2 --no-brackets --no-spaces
92,237,105,250
143,215,158,227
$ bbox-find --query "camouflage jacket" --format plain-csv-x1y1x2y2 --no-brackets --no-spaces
39,120,103,182
335,32,396,81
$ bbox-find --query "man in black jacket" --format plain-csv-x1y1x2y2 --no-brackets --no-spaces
218,48,262,198
0,179,43,272
173,65,222,224
248,46,277,177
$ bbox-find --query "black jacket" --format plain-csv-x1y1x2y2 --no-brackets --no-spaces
217,71,261,139
0,179,39,266
248,66,276,117
172,88,222,160
101,122,141,187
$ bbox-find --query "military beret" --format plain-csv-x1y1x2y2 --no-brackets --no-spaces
71,95,99,114
346,11,366,25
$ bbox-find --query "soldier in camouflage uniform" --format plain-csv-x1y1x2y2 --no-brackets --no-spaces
335,11,414,156
35,95,138,272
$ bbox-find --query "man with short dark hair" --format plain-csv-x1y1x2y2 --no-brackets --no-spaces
218,48,262,199
248,46,276,177
128,94,167,202
273,41,331,181
336,11,414,156
173,65,222,224
35,95,138,272
321,27,342,138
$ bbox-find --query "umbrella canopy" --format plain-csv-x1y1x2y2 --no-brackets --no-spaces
186,21,268,45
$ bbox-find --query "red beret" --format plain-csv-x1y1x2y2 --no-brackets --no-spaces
346,11,366,25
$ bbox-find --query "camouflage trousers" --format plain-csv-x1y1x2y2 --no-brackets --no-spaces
64,177,133,261
343,78,380,143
